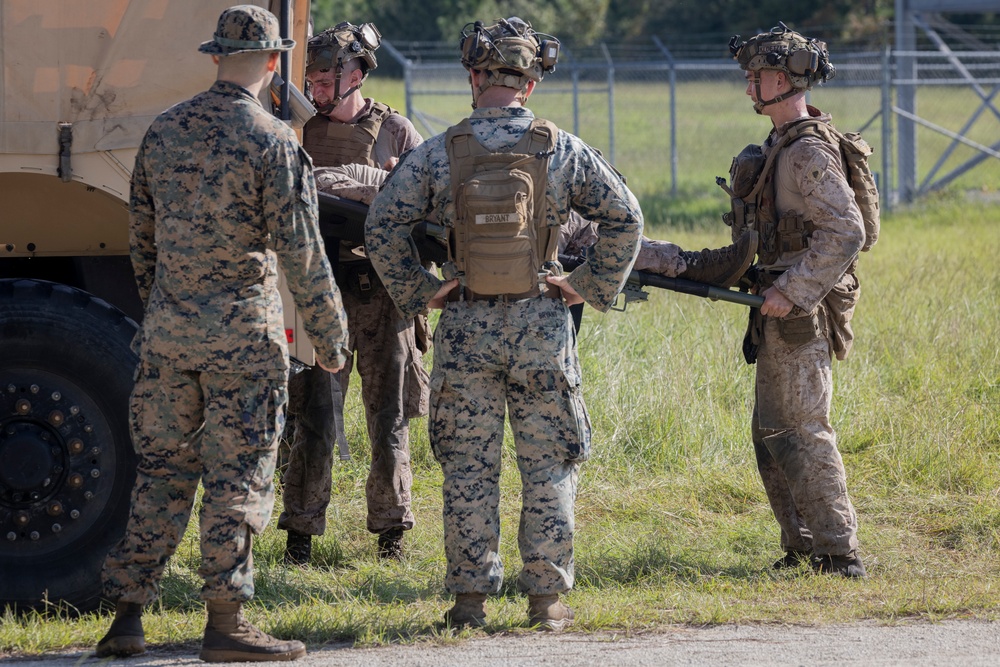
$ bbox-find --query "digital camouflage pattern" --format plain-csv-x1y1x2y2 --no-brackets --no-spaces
198,4,295,57
104,75,349,604
280,101,427,539
431,297,585,594
561,212,687,277
129,80,349,372
367,106,642,320
751,110,865,558
366,105,642,595
103,364,287,604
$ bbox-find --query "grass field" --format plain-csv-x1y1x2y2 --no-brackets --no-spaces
2,83,1000,656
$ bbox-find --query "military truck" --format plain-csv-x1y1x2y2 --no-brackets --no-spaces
0,0,313,612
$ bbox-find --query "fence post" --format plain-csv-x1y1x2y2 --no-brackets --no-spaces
601,43,615,165
652,36,678,198
572,60,581,137
380,40,413,119
881,43,894,212
895,0,918,201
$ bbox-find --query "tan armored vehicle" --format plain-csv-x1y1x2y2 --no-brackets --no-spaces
0,0,312,612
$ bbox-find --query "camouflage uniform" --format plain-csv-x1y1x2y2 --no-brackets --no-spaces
278,99,428,540
561,211,687,277
751,109,865,558
102,79,349,605
366,106,642,595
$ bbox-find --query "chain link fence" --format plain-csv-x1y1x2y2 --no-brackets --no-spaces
382,24,1000,216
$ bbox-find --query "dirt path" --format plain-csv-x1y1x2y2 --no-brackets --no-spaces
4,619,998,666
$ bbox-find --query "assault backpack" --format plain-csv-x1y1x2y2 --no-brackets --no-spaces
445,118,559,295
722,119,880,252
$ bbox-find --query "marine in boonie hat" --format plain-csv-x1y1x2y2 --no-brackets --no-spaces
199,4,295,56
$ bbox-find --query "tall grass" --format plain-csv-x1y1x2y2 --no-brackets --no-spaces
3,85,1000,656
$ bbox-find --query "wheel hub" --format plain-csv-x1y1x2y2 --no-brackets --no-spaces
0,372,112,554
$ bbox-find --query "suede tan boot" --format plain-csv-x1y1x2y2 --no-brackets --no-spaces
199,601,306,662
443,593,487,628
95,601,145,657
527,593,574,632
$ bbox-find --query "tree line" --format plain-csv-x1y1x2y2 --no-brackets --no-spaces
310,0,997,50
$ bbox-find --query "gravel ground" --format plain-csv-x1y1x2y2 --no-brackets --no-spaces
4,619,999,666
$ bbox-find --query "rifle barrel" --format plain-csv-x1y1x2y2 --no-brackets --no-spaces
557,254,763,308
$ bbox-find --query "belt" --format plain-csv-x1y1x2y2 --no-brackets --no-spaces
446,285,560,303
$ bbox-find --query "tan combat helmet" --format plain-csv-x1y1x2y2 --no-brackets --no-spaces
729,21,835,113
306,21,381,112
459,17,560,103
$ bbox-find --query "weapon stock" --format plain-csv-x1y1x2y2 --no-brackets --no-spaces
557,253,764,309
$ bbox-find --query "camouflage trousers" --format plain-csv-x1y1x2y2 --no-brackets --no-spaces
752,314,859,557
279,279,428,536
430,296,590,596
102,362,287,605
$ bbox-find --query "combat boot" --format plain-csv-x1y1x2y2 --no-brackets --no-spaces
443,593,487,628
813,551,867,579
678,230,758,288
199,601,306,662
772,549,813,570
527,594,574,632
377,527,404,561
283,530,312,566
95,601,145,658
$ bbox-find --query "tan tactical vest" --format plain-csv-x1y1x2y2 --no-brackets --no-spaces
445,118,558,296
723,118,880,266
302,101,394,168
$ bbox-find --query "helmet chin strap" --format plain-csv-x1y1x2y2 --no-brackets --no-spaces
314,60,362,115
751,70,798,114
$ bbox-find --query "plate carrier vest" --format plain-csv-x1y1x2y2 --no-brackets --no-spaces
302,101,394,168
723,118,880,266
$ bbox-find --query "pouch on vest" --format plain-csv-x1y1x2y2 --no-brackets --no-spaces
721,143,765,243
456,167,536,294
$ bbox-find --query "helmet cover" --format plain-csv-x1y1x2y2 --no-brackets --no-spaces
307,21,381,75
459,17,559,92
729,21,835,91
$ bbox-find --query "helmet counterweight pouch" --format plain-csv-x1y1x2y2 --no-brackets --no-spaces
446,119,558,295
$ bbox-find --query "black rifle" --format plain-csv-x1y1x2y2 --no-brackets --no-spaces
557,253,764,310
317,193,762,310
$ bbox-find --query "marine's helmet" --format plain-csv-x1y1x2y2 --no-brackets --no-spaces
306,22,381,114
729,22,835,112
306,21,381,76
459,17,560,97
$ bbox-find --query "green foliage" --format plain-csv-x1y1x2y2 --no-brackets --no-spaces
311,0,911,46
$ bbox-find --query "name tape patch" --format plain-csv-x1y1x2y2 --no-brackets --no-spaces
475,212,519,225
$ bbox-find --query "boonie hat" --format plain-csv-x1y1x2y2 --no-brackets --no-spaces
199,4,295,56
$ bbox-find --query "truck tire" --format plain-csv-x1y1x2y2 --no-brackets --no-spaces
0,279,139,614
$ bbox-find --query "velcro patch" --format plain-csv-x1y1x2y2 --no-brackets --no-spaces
475,212,519,225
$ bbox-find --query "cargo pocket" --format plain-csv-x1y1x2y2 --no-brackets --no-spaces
823,272,860,360
242,376,287,535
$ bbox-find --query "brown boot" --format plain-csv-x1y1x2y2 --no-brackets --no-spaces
199,601,306,662
813,551,868,579
678,230,758,288
95,601,145,657
443,593,487,628
283,530,312,566
377,527,404,561
527,594,574,632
